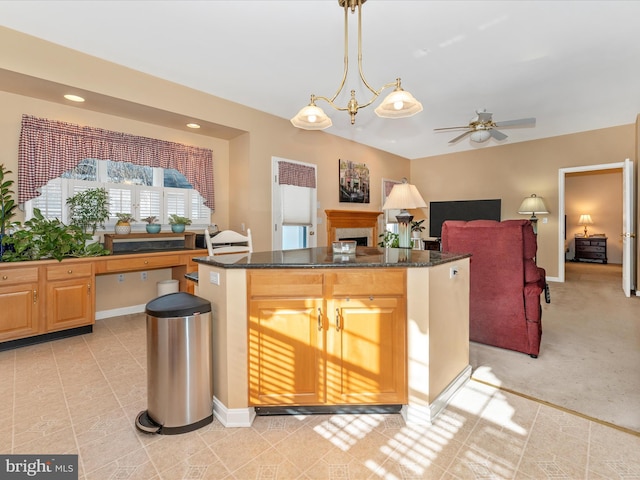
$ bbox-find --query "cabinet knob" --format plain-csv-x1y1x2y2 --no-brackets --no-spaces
68,269,73,274
144,260,149,264
2,275,7,280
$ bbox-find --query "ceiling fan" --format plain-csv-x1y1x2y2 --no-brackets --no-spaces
435,109,536,144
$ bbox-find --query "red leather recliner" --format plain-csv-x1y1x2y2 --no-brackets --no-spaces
441,219,546,357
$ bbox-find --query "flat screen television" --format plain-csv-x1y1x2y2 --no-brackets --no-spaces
429,199,501,238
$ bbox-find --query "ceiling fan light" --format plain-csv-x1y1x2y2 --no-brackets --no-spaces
470,129,491,142
290,104,332,130
375,88,423,119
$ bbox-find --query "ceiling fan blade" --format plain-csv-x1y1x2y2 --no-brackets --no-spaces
494,117,536,128
449,131,473,144
490,129,508,141
434,126,470,131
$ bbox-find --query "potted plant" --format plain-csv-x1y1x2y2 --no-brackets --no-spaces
66,187,110,242
142,216,161,234
0,164,18,259
168,214,192,233
410,219,425,239
115,213,136,234
378,230,399,248
2,208,109,261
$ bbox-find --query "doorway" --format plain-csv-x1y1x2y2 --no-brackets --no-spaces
558,160,635,296
271,157,318,251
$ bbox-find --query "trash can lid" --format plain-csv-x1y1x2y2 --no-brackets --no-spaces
145,292,212,317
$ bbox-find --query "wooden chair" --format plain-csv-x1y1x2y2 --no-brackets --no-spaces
204,228,252,256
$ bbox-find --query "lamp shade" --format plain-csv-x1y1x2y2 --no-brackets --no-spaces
578,214,593,225
290,102,332,130
375,87,423,119
518,194,549,215
382,182,427,210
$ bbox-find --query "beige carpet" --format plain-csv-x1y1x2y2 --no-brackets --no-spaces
470,261,640,434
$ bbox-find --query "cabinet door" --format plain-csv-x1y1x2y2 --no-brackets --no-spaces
0,282,40,342
327,296,406,405
46,278,94,332
249,298,324,406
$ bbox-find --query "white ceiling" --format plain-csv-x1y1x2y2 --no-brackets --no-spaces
1,0,640,160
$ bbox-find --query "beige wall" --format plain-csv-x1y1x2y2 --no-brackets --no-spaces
566,169,623,264
410,126,636,279
1,26,638,301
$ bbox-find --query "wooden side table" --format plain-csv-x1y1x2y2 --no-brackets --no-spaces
574,236,607,263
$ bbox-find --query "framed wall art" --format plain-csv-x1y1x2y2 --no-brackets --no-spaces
339,159,370,203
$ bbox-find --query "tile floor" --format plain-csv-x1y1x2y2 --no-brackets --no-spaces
1,313,639,479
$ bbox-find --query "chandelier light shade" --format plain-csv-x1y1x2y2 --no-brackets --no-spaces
382,180,427,248
290,97,333,130
290,0,423,130
518,194,549,234
578,214,594,237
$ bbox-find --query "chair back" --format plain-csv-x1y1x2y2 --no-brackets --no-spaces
205,228,253,256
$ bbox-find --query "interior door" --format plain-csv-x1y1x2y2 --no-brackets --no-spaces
622,158,635,296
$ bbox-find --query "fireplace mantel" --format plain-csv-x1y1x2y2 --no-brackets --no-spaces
325,209,382,246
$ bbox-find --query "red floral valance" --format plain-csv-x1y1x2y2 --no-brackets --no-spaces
18,115,215,209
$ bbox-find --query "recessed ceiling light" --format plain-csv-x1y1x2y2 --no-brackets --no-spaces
186,123,201,129
64,94,85,102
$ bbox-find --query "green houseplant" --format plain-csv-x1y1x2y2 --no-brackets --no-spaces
410,219,425,238
66,188,110,239
115,212,136,234
142,216,161,234
0,164,18,258
1,209,109,261
378,230,399,248
168,214,192,233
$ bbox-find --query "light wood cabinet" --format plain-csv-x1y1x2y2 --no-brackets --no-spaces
0,267,40,342
1,249,206,347
248,269,407,406
45,264,94,332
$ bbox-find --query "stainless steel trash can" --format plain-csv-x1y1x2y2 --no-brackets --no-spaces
135,292,213,435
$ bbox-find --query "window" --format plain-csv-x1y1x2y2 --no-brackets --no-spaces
26,159,211,230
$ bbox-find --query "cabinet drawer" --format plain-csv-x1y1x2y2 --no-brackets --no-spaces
248,271,324,298
47,263,93,281
0,267,39,284
103,255,179,272
578,246,605,253
328,269,405,297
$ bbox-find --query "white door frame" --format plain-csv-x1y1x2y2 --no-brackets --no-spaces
557,161,635,293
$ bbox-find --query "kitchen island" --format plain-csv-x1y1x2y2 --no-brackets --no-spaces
194,246,471,427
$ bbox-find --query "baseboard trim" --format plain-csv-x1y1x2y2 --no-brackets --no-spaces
213,396,255,427
401,364,472,425
95,304,146,320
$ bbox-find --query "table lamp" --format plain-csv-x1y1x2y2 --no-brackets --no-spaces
578,214,593,237
518,194,549,234
382,179,427,248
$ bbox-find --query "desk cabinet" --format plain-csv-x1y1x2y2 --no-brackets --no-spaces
0,267,40,342
575,237,607,263
45,264,94,332
1,249,206,347
248,269,407,406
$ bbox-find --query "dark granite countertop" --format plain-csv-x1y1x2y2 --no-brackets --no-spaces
193,246,469,269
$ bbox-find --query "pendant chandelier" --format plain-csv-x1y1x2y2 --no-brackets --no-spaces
290,0,423,130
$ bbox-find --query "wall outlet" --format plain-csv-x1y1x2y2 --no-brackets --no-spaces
449,266,459,279
209,271,220,285
140,271,147,281
117,274,125,283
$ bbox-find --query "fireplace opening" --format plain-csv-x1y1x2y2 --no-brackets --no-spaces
340,236,368,246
